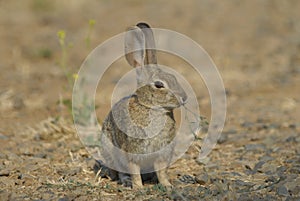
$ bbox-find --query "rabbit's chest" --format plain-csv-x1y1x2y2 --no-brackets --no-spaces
102,96,177,153
118,114,176,153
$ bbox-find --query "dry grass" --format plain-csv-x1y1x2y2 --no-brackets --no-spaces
1,0,300,200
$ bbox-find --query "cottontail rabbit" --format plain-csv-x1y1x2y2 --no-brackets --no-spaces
99,22,187,189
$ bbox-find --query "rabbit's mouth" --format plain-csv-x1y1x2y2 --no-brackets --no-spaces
162,96,187,110
162,102,186,110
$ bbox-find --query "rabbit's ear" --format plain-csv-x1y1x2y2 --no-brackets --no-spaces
137,22,157,65
125,26,145,68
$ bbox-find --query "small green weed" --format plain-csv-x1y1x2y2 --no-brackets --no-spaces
56,19,96,117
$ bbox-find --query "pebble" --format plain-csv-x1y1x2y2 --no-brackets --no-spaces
196,157,210,165
58,197,69,201
256,123,269,130
268,123,280,129
244,144,266,152
34,153,47,159
179,174,196,184
285,136,297,143
223,129,237,135
0,169,10,177
253,161,265,172
230,172,242,177
0,190,10,201
234,179,255,188
286,178,300,196
195,173,209,185
0,153,7,159
260,163,278,175
276,166,287,175
16,173,36,186
289,166,300,174
0,133,8,140
259,155,274,162
33,133,41,141
277,185,289,196
240,121,254,129
217,134,228,144
70,167,82,176
13,95,25,110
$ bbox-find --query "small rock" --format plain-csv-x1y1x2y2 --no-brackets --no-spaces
244,144,266,152
241,121,254,129
217,134,228,144
0,153,7,159
33,133,41,141
172,179,183,186
259,155,274,162
234,179,254,188
285,136,297,143
265,175,279,183
269,123,280,129
281,98,296,112
223,129,237,135
276,166,287,175
245,165,252,170
286,178,300,196
237,194,253,200
260,163,277,175
289,166,300,174
230,172,242,177
0,133,8,140
253,161,265,172
179,174,196,184
13,95,25,110
58,197,69,201
69,167,82,176
284,157,300,164
288,123,297,129
34,153,47,159
16,173,36,186
0,170,10,177
0,190,10,200
196,157,210,165
169,189,186,200
277,185,289,196
57,166,81,176
256,123,269,130
195,173,209,185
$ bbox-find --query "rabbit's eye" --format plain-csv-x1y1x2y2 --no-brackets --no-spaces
154,81,165,88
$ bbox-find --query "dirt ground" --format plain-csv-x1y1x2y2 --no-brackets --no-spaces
1,0,300,200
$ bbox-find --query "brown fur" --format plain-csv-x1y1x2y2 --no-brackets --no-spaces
99,22,187,189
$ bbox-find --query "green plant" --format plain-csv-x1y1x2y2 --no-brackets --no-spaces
85,19,96,49
56,19,96,115
38,48,52,59
57,30,74,91
31,0,54,13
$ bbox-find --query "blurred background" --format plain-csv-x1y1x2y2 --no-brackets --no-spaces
1,0,299,133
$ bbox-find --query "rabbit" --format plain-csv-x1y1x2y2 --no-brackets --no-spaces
99,22,187,189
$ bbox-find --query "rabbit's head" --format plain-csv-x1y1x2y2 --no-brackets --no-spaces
125,23,187,110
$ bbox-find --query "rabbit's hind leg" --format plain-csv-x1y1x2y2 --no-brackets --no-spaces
118,172,131,187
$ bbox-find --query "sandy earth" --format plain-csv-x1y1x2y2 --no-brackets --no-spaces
0,0,300,200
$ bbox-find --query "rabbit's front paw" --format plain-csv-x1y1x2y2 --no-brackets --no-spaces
131,174,143,189
156,168,172,189
160,179,173,189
